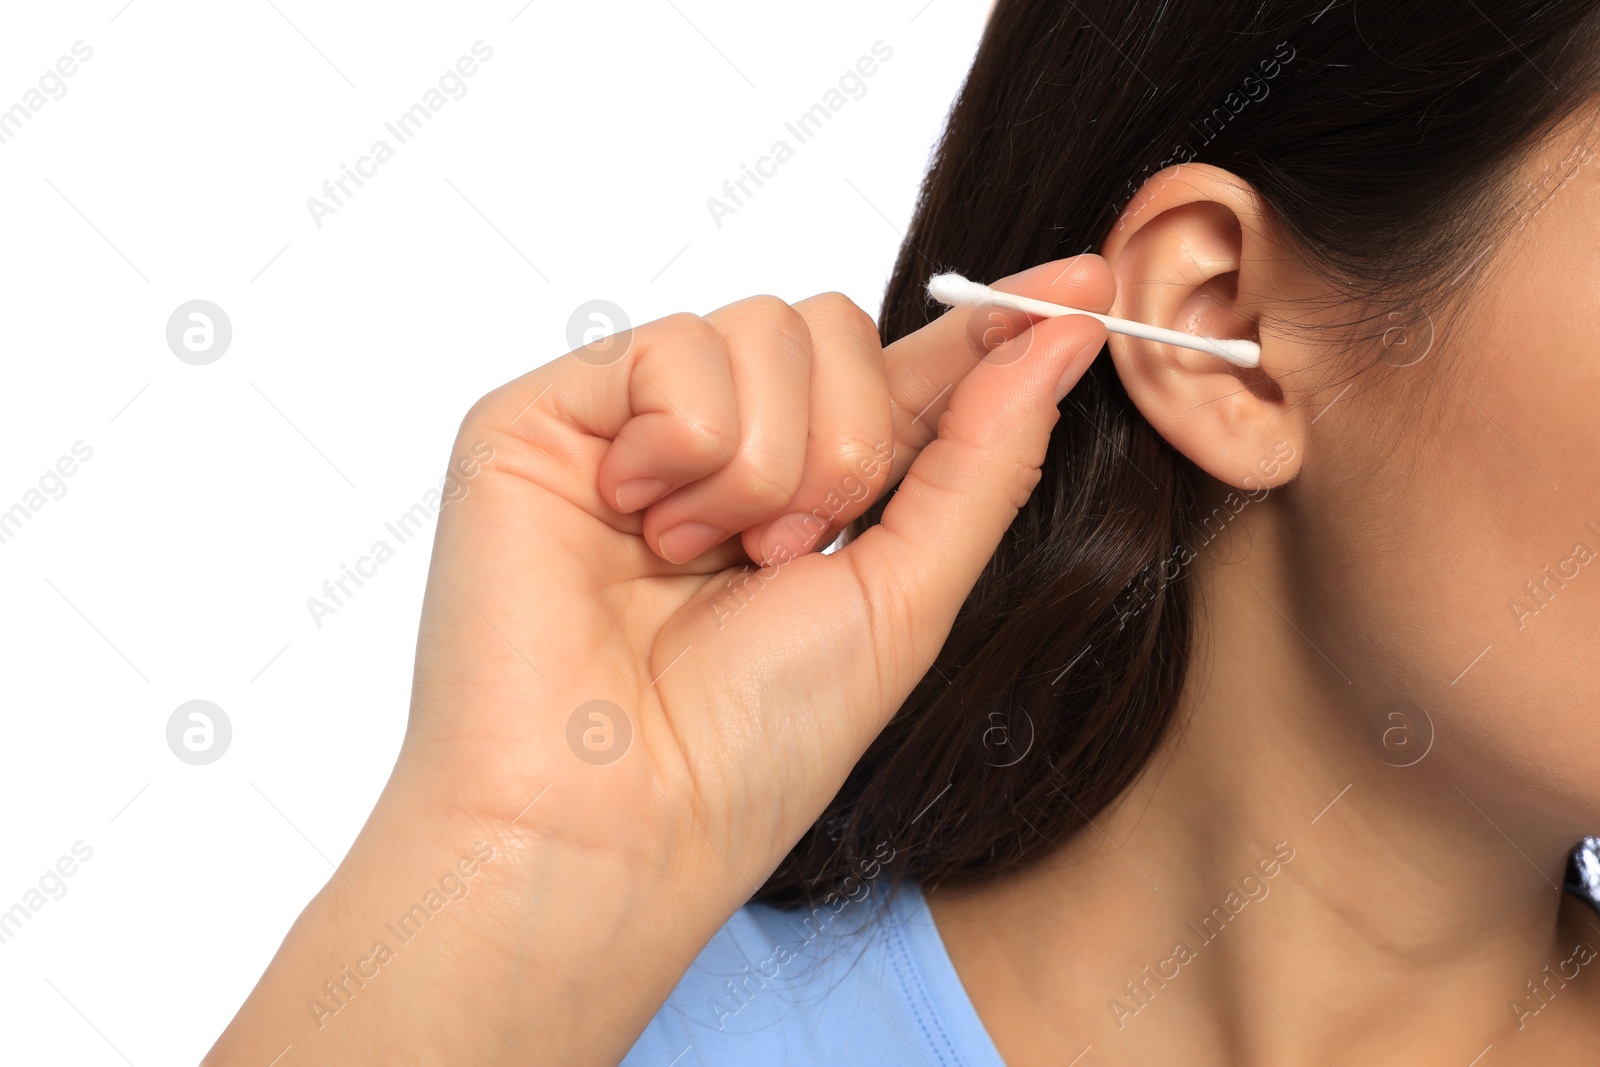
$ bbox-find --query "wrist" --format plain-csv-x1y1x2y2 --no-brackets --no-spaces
206,788,738,1065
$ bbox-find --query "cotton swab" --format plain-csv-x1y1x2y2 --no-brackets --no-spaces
926,272,1261,369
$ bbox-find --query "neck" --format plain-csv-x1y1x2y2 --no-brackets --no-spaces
927,490,1600,1066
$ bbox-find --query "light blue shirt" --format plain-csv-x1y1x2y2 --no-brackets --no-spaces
620,880,1006,1066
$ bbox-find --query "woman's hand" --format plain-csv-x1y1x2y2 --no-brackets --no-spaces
406,256,1111,908
205,255,1112,1066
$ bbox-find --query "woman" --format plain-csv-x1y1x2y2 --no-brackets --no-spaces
207,0,1600,1063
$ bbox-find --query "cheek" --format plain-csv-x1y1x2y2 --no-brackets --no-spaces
1431,200,1600,806
1291,180,1600,819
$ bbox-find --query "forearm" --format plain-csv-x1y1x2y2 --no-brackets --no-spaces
203,794,725,1066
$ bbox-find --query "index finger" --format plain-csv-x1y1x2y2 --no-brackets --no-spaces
880,253,1115,481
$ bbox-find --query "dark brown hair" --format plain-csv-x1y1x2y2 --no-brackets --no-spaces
757,0,1600,907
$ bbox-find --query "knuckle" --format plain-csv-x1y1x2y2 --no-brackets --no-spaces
830,435,893,494
742,292,805,328
458,380,527,438
731,294,813,363
651,311,720,351
459,389,500,434
807,292,880,346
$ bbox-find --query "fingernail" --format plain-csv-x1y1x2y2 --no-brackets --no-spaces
615,478,669,513
657,521,726,564
1054,336,1106,403
759,512,827,564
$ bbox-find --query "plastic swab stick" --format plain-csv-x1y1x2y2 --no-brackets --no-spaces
926,272,1261,368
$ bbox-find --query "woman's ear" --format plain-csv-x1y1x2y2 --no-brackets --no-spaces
1100,163,1306,491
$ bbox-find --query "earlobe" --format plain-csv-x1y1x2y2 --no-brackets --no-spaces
1099,163,1306,491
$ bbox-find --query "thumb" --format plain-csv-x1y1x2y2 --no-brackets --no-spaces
832,291,1110,699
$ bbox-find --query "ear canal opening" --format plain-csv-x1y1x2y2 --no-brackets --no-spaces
1189,268,1273,392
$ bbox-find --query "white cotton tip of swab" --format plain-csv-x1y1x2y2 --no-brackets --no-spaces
926,271,1261,369
926,272,1002,308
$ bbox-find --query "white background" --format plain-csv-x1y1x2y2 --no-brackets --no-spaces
0,1,989,1062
